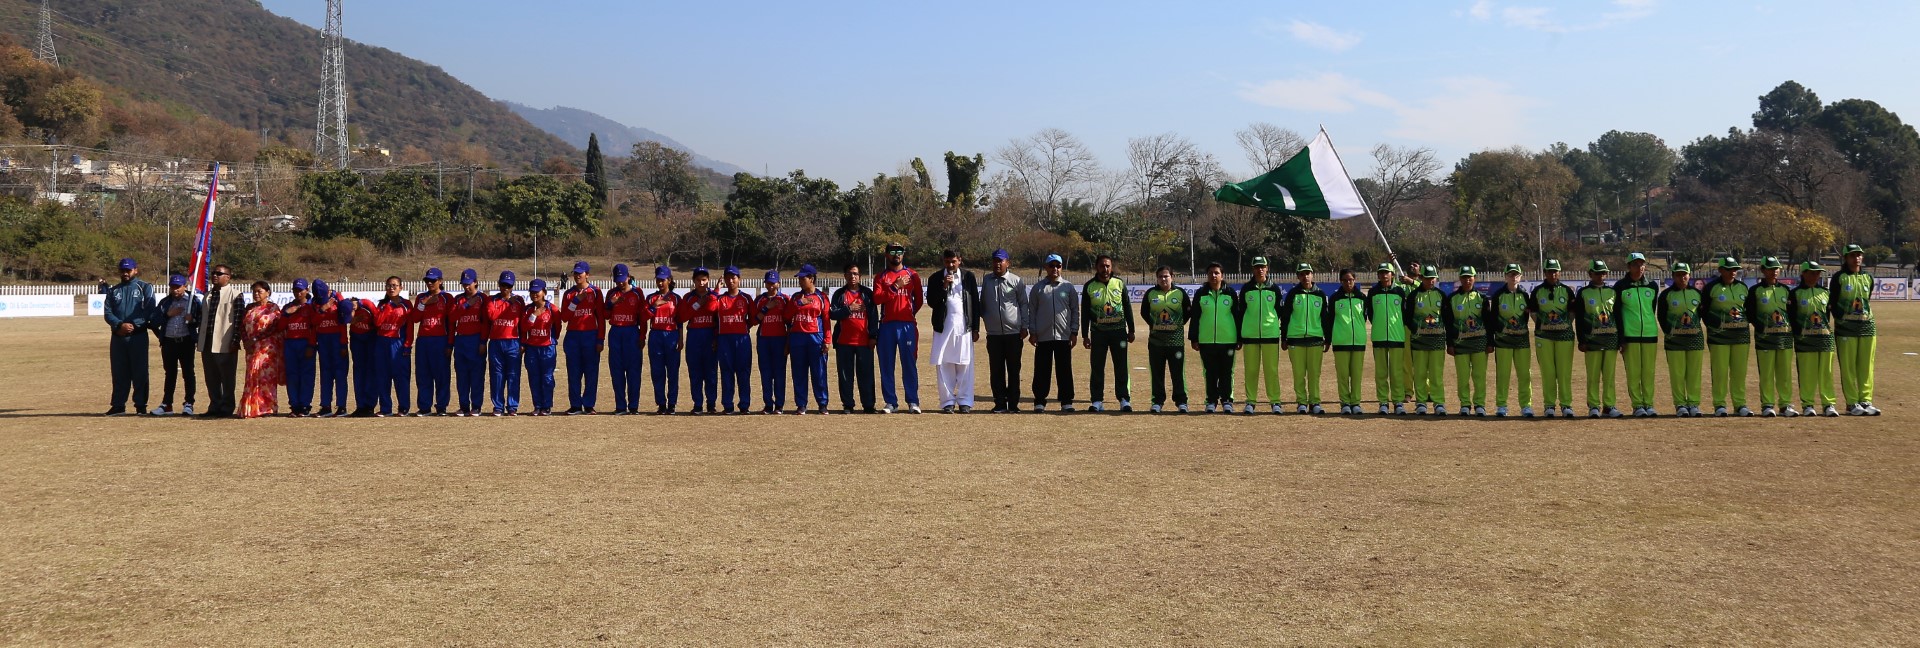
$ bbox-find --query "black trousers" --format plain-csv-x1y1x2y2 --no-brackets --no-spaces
201,351,238,416
985,334,1024,409
108,333,149,411
835,345,875,411
1199,344,1237,405
160,336,197,408
1031,340,1074,406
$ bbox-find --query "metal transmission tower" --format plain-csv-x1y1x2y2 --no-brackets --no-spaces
35,0,58,65
314,0,349,169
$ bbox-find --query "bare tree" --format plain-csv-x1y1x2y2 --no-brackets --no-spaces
1235,122,1307,177
1125,132,1200,207
991,128,1101,230
1365,143,1443,234
1212,205,1269,274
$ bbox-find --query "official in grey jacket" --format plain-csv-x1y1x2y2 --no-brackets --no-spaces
151,274,203,416
197,264,247,418
1025,254,1080,411
104,258,155,416
980,249,1029,412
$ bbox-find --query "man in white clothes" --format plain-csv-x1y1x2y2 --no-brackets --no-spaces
927,249,981,413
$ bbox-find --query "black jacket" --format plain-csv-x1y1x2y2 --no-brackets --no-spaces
926,269,981,334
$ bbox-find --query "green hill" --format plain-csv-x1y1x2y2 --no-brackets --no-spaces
0,0,576,168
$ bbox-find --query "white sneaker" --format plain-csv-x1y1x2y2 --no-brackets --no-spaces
1823,405,1839,417
1589,408,1602,418
1090,402,1105,412
1736,406,1753,417
1561,406,1576,417
1273,404,1284,414
1780,405,1798,417
1060,404,1076,413
1543,406,1556,418
1032,404,1047,413
1496,407,1508,417
1150,404,1163,413
1297,404,1309,414
1760,406,1775,417
1606,407,1624,418
1394,403,1407,415
1204,403,1216,413
1521,406,1535,418
183,403,195,416
1850,403,1868,416
149,405,170,416
1177,404,1188,413
1244,403,1256,414
1802,406,1818,417
1434,404,1447,416
1379,403,1391,415
1415,403,1428,415
1473,406,1486,416
1311,404,1326,414
1865,402,1881,416
909,405,923,414
1119,400,1132,412
881,405,896,414
1715,406,1729,417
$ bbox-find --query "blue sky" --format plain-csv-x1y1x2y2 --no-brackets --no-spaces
262,0,1920,188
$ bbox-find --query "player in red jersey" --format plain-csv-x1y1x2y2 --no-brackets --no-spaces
647,266,683,414
604,263,646,415
281,278,318,417
410,267,454,416
486,271,526,416
786,264,833,414
561,261,606,415
448,269,491,416
753,270,791,414
522,278,563,416
874,243,924,413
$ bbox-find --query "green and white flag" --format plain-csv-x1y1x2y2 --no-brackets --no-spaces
1214,129,1367,219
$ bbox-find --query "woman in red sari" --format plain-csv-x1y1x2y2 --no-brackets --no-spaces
241,280,287,418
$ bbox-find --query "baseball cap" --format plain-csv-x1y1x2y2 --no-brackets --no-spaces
1295,262,1313,273
573,261,591,274
292,278,309,291
118,258,136,270
992,248,1010,261
613,263,630,283
1045,254,1064,266
1627,252,1647,263
724,266,741,277
312,280,331,302
498,270,516,285
1845,244,1865,255
1505,264,1522,275
530,278,548,292
168,274,186,287
1589,260,1610,273
692,266,710,278
1420,264,1438,278
1801,260,1824,272
424,267,443,282
1718,256,1741,270
654,265,672,280
885,242,906,254
1251,256,1270,267
1376,262,1394,273
764,270,780,284
1544,259,1562,271
796,264,818,279
1761,257,1784,269
1459,265,1477,277
1672,262,1692,274
460,268,478,285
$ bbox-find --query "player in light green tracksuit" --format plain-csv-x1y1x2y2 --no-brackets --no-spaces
1831,244,1880,416
1531,260,1577,418
1747,257,1797,417
1281,263,1329,414
1792,261,1839,417
1327,269,1369,415
1367,263,1410,415
1234,257,1285,414
1702,256,1753,417
1396,262,1422,404
1657,263,1706,417
1614,252,1661,417
1488,264,1534,417
1444,266,1492,416
1405,265,1449,415
1572,260,1622,418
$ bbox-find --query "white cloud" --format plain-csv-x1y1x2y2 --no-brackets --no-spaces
1238,74,1539,149
1464,0,1658,32
1468,0,1494,19
1285,20,1362,52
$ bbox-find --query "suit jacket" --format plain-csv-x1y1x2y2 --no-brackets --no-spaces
197,284,246,354
926,269,980,335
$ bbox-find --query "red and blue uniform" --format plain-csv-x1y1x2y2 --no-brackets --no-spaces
754,291,792,411
449,291,490,413
714,290,754,413
282,301,317,415
647,291,683,410
486,292,526,414
787,289,833,410
875,266,923,408
561,283,606,411
522,298,562,412
312,292,351,413
349,299,379,414
372,296,415,415
605,286,646,412
410,290,454,415
831,283,879,411
680,289,719,412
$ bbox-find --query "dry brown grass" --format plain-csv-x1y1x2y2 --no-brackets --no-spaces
3,305,1919,646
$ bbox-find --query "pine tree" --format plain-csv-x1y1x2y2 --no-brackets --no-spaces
584,133,608,207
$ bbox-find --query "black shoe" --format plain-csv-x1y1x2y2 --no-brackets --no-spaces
103,407,128,417
564,407,582,415
582,408,597,415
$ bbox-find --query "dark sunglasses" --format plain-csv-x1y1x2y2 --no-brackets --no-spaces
211,271,230,276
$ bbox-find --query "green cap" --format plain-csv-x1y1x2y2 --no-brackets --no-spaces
1718,256,1740,270
1296,262,1314,273
1627,252,1647,263
1458,265,1477,277
1420,264,1439,278
1544,259,1562,271
1761,256,1784,269
1251,256,1269,267
1589,260,1610,273
1376,262,1395,273
1845,244,1865,255
1672,262,1691,274
1801,260,1824,272
1504,263,1522,275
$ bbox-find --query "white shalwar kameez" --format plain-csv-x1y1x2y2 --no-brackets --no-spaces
931,274,974,408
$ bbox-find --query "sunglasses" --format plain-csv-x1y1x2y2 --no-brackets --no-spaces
211,271,230,276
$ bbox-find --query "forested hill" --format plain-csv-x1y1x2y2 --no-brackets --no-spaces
0,0,576,168
505,102,747,176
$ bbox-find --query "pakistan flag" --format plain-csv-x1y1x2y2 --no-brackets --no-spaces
1214,130,1368,219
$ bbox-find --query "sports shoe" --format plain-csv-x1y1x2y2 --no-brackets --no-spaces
1394,403,1407,415
959,405,973,413
103,408,129,417
564,407,582,415
1606,407,1624,418
1297,404,1309,414
1311,404,1326,414
1715,406,1729,417
1090,402,1105,412
1060,405,1075,413
1589,407,1602,418
942,405,956,414
1273,404,1284,414
1561,406,1576,417
1543,406,1556,418
1823,405,1839,417
1414,403,1428,415
1473,406,1486,416
1496,407,1508,417
183,403,196,416
1459,407,1472,417
1150,404,1163,413
1736,406,1753,417
1760,406,1775,417
1864,402,1881,416
1032,404,1047,413
881,405,895,414
909,405,923,414
149,405,171,416
1119,401,1132,412
1803,406,1818,417
1204,403,1216,413
1780,405,1797,418
1379,403,1391,415
1433,404,1447,416
1177,404,1189,413
1850,403,1868,416
990,406,1008,414
1521,406,1535,418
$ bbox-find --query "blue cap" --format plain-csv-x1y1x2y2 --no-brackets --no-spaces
292,278,310,291
460,268,478,285
530,278,548,292
573,261,590,274
498,270,516,285
654,265,671,281
613,263,630,283
168,274,186,287
424,267,443,282
764,270,780,284
693,266,710,277
1045,254,1064,266
992,249,1010,261
118,258,136,270
724,265,741,277
796,264,818,279
312,280,331,302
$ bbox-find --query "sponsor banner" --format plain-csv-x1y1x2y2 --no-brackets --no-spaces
0,295,78,318
87,294,106,316
1872,278,1908,301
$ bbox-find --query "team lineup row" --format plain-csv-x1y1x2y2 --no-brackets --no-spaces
98,243,1882,419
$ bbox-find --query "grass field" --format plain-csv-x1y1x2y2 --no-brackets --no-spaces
3,305,1918,645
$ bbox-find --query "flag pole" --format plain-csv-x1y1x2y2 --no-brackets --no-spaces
1319,126,1405,276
